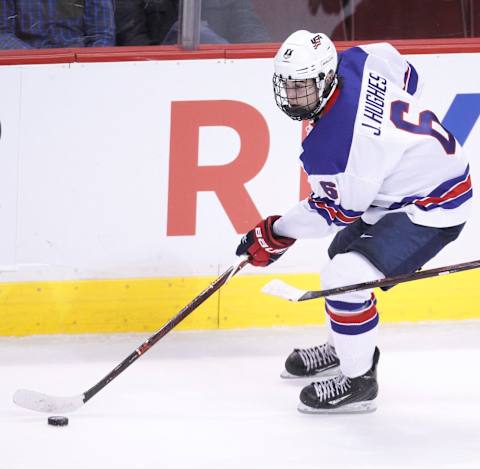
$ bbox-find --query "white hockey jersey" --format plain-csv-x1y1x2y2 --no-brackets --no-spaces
274,43,472,239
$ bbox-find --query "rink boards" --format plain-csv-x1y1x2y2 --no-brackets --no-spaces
1,269,479,335
0,45,479,335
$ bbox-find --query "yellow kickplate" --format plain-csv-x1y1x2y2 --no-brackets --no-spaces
0,269,479,336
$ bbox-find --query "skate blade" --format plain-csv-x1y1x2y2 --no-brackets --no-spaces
280,366,340,380
297,399,377,414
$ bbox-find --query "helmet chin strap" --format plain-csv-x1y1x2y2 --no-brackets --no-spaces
317,76,339,113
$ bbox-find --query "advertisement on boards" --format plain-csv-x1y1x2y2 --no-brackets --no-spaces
0,54,478,282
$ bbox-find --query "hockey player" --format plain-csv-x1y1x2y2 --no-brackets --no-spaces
236,31,471,413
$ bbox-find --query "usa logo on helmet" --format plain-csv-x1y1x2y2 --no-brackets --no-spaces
311,34,322,49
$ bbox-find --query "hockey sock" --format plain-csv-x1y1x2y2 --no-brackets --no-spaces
320,251,383,377
326,295,378,377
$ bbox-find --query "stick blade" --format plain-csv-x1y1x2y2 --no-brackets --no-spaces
261,279,307,302
13,389,85,413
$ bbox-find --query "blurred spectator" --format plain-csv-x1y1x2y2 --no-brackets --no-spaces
253,0,478,42
115,0,270,46
307,0,350,40
249,0,347,42
324,0,470,40
308,0,349,15
0,0,115,50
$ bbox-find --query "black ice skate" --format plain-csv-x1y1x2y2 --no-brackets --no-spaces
281,343,340,379
298,347,380,414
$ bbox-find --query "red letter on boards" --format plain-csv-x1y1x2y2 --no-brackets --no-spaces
168,100,269,236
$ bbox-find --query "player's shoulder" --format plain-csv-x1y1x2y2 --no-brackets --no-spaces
339,43,401,66
338,46,369,78
337,44,404,90
358,42,415,89
357,42,403,61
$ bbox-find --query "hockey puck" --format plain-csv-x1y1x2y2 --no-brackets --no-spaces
47,416,69,427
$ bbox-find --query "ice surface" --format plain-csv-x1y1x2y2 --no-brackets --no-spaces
1,321,480,469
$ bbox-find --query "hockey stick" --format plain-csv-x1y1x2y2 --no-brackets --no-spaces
262,259,480,302
13,257,249,413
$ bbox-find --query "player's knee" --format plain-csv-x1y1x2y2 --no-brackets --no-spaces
321,251,384,303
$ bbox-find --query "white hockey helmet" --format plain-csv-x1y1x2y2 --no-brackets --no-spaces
273,30,338,120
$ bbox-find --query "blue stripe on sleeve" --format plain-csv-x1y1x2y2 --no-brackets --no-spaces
406,62,419,95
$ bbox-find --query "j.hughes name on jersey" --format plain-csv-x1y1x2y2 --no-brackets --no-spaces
360,71,387,137
300,42,472,232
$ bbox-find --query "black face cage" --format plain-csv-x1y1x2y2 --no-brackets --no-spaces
272,74,323,121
